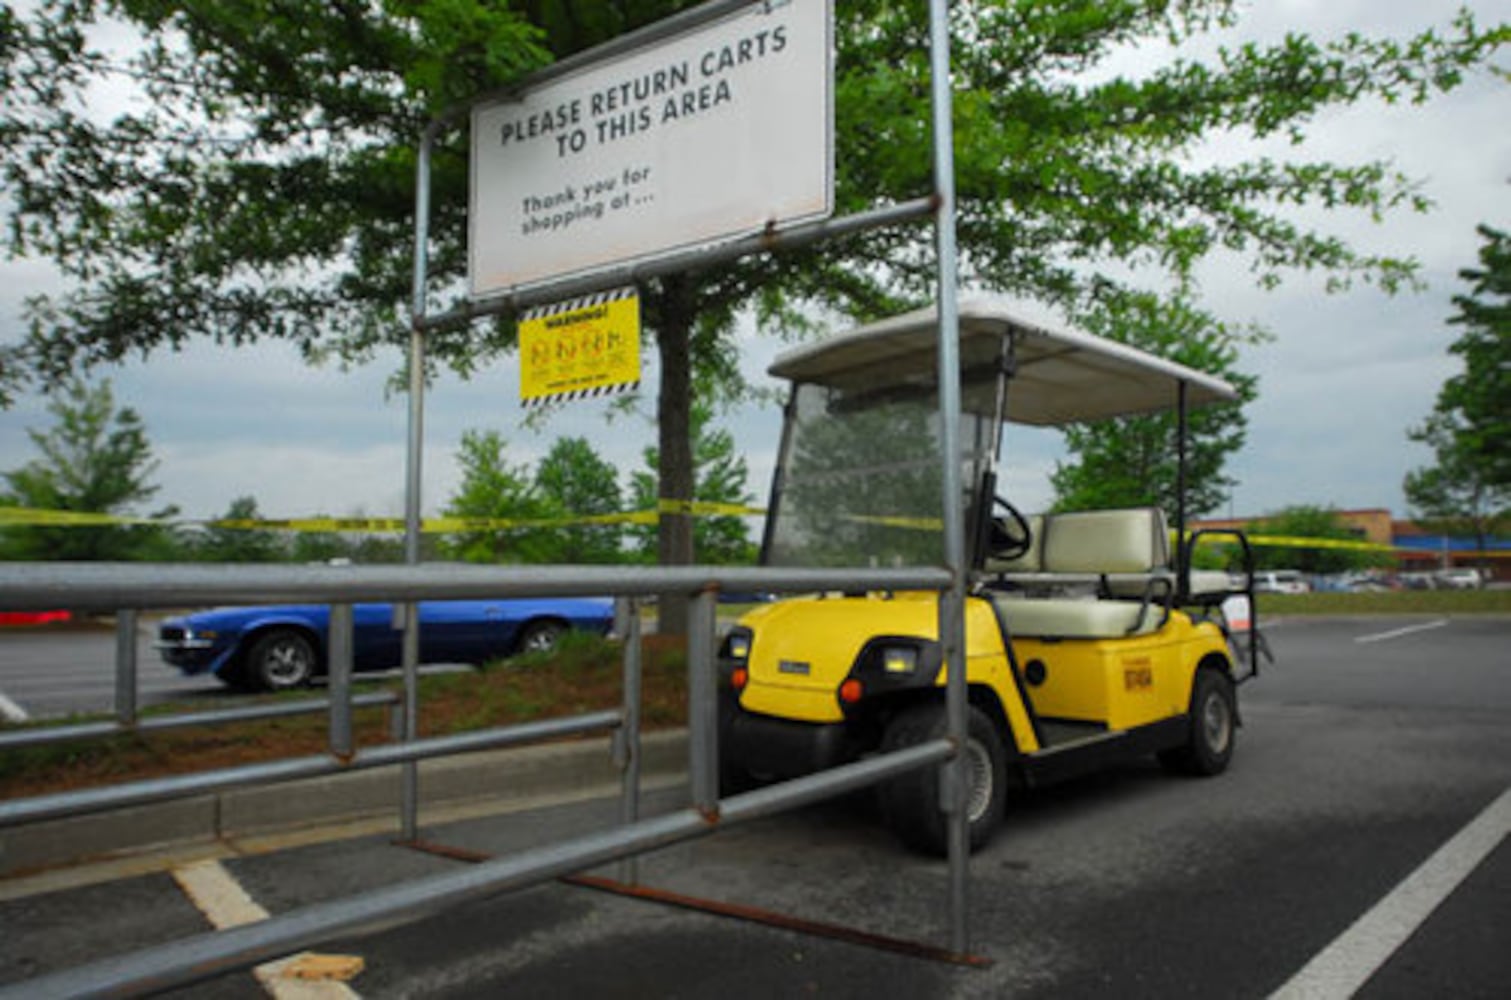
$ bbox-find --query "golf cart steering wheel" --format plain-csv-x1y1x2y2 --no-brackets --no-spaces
990,494,1033,562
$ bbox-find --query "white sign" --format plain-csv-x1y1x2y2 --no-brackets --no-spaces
469,0,833,297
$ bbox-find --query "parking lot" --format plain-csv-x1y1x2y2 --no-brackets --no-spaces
2,614,1508,998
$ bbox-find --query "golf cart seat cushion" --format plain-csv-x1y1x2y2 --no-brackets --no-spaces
1042,507,1169,574
989,508,1171,638
992,592,1163,638
985,508,1165,578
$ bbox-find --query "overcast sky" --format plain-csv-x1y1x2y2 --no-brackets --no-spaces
2,0,1508,531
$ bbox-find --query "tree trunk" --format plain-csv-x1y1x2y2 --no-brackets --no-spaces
655,278,697,637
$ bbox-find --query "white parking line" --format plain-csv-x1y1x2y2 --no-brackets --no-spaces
1270,785,1511,1000
1354,619,1450,645
172,859,363,999
0,689,28,723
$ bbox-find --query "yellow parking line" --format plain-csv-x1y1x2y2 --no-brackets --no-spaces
170,859,363,999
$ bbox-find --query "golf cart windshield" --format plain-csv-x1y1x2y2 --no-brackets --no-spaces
761,298,1238,569
763,370,1000,569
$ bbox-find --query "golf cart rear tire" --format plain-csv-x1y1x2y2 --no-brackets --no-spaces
1160,668,1236,776
877,703,1006,856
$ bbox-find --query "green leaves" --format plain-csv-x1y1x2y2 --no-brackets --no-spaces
1245,505,1386,574
1404,223,1511,542
3,1,1505,390
2,1,1507,560
1050,290,1256,517
534,436,626,564
0,378,174,560
629,401,756,565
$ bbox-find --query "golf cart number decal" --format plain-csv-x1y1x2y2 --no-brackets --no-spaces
1123,658,1153,691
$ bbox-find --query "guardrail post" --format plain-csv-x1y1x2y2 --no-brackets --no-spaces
114,609,138,728
400,601,421,840
615,596,643,884
329,604,354,761
687,587,719,817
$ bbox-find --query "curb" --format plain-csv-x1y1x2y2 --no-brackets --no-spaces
0,730,690,879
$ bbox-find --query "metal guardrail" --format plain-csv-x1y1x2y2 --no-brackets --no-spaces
0,709,620,828
0,690,399,752
0,561,944,611
0,560,957,998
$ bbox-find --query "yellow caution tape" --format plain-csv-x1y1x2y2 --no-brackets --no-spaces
1184,531,1396,553
212,517,409,533
654,499,767,517
0,504,750,534
846,513,943,531
0,504,1457,555
0,506,161,527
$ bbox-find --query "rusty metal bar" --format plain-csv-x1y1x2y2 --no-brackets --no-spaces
565,875,993,968
403,839,992,968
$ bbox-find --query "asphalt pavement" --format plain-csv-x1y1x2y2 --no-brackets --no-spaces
0,619,214,720
1,614,1508,998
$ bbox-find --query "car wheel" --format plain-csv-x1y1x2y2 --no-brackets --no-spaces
245,629,318,692
877,703,1007,856
1160,668,1236,776
515,620,567,656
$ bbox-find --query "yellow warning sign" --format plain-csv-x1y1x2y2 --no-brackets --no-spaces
519,288,640,406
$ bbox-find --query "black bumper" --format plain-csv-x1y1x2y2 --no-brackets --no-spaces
157,648,216,674
720,699,860,780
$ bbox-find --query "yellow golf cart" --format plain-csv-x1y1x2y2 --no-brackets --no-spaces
719,298,1263,854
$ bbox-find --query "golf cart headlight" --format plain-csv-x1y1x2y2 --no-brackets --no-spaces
723,629,751,663
882,646,918,676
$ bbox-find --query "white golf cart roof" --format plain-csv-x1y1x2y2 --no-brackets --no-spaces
769,297,1238,425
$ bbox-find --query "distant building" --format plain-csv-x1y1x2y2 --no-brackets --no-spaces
1189,508,1509,583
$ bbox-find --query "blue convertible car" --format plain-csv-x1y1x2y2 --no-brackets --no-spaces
156,598,615,691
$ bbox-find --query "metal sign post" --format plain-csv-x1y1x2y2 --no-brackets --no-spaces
401,0,973,961
926,0,970,956
401,124,434,841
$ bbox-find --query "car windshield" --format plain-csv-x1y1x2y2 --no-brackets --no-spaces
763,374,997,568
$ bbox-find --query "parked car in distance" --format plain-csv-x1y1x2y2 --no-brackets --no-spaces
1254,570,1310,594
157,598,615,691
1313,572,1393,593
1434,567,1484,590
